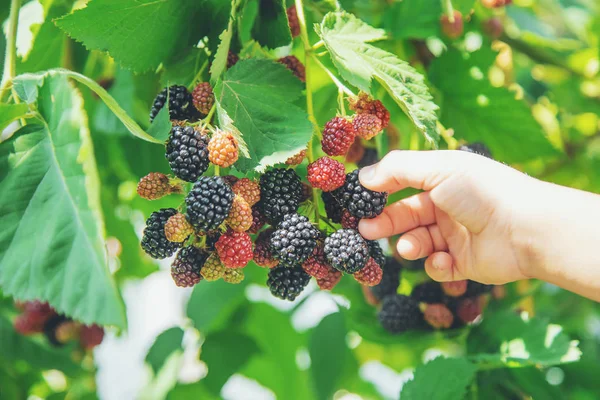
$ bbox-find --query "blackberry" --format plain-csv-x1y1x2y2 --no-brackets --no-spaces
322,191,343,224
192,82,214,115
465,281,493,297
352,113,382,140
141,208,181,259
349,93,390,129
254,229,279,268
232,178,261,206
341,209,359,230
458,142,493,159
316,268,342,290
456,297,483,324
249,204,267,234
367,240,386,268
287,5,300,37
150,85,198,122
267,266,310,301
215,231,253,268
378,295,422,334
137,172,179,200
171,246,208,287
302,245,331,279
371,257,402,301
186,177,235,231
44,314,70,347
259,168,302,224
201,253,226,281
270,213,319,265
411,281,444,304
278,55,306,82
423,304,454,329
208,130,239,168
340,170,387,219
353,258,383,286
223,268,245,284
322,117,356,156
166,126,210,182
205,231,221,251
358,148,379,168
227,51,239,68
440,11,464,39
226,196,253,232
164,213,194,243
346,138,365,164
80,324,105,350
286,149,306,165
324,229,369,273
442,280,468,297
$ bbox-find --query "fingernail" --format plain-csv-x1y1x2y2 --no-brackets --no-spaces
397,239,411,255
433,257,443,270
359,165,376,183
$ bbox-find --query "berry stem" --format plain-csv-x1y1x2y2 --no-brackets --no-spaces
436,121,458,149
442,0,456,23
319,214,336,230
201,103,217,131
188,59,209,90
214,165,220,176
312,40,324,50
0,0,22,102
337,89,346,117
312,55,355,98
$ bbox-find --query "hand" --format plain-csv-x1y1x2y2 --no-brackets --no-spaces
358,150,540,285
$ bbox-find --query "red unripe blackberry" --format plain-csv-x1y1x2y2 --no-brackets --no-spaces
378,294,422,334
339,169,388,219
285,149,306,165
411,281,444,304
259,168,303,224
353,258,383,286
249,204,267,234
164,213,194,243
353,114,382,140
166,125,210,182
440,11,464,39
13,307,52,335
322,117,356,156
270,213,319,265
141,208,181,259
80,324,105,350
185,176,235,232
227,52,239,68
232,178,261,206
137,172,180,200
423,303,454,329
482,17,503,39
267,266,310,301
321,191,343,223
171,246,208,287
278,55,306,82
287,5,300,37
208,130,239,168
307,157,346,192
192,82,214,115
457,297,483,323
345,138,366,164
349,93,390,129
302,245,331,279
324,229,369,273
226,196,253,232
150,85,199,123
253,229,279,268
201,253,226,281
215,231,253,268
341,209,359,230
442,280,468,297
481,0,512,8
316,268,342,290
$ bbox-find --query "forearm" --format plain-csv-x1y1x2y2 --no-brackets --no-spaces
514,180,600,301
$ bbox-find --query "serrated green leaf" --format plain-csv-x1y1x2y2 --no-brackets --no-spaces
202,331,261,394
147,104,171,142
210,27,234,85
317,12,440,145
309,312,348,400
0,74,126,328
0,103,29,133
429,48,559,162
400,357,477,400
251,0,292,49
93,67,135,135
384,0,441,39
161,49,208,88
55,0,198,72
214,59,313,172
186,280,247,332
145,327,184,375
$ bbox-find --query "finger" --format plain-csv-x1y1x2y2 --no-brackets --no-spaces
358,150,458,193
424,252,467,282
359,192,436,240
396,225,448,260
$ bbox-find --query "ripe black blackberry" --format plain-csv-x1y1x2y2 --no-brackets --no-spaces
458,142,493,159
270,213,319,265
166,126,210,182
411,281,444,304
371,257,402,301
259,168,302,224
378,294,422,334
267,265,310,301
339,170,388,219
367,240,386,267
324,229,369,273
321,191,343,223
141,208,181,259
171,246,208,287
465,281,493,297
186,177,235,232
150,85,199,122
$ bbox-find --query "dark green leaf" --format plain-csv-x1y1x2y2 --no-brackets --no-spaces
251,0,292,49
147,104,171,142
400,357,477,400
145,327,185,375
93,67,135,135
186,280,247,332
384,0,441,40
167,381,220,400
0,103,29,133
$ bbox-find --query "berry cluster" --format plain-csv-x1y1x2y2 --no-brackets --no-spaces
13,301,104,349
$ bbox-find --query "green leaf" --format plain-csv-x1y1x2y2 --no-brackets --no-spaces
202,331,261,394
251,0,292,49
0,103,29,133
400,357,477,400
384,0,441,39
429,48,559,162
210,1,236,84
93,67,135,135
147,104,172,142
317,12,440,145
146,327,185,375
13,69,161,143
167,382,220,400
161,49,208,88
0,74,126,328
214,59,313,172
309,312,348,400
186,280,247,332
55,0,198,72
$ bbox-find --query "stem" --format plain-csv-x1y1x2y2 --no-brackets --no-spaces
312,55,355,97
319,215,337,230
442,0,455,22
312,40,324,50
0,0,22,102
338,90,346,116
214,165,220,176
188,59,209,90
295,0,321,226
200,103,217,131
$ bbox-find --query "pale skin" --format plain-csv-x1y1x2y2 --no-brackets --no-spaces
358,150,600,302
